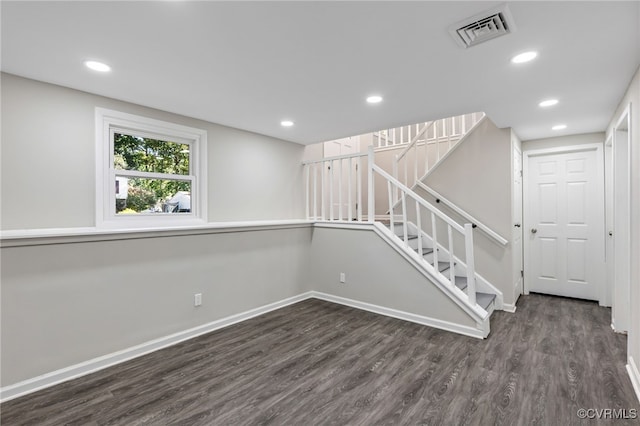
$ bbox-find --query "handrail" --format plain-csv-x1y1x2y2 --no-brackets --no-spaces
396,121,435,160
371,159,477,308
302,151,367,165
417,182,509,246
371,164,464,233
302,146,482,311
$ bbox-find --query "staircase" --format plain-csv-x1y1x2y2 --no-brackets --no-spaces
388,222,496,314
302,111,502,338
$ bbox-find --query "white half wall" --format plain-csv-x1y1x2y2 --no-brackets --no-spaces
307,226,479,331
0,226,313,387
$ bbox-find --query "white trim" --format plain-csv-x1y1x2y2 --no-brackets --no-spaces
0,292,316,403
0,286,492,403
95,108,208,228
310,291,488,339
523,143,606,303
0,220,313,247
502,303,517,313
611,103,632,332
627,356,640,404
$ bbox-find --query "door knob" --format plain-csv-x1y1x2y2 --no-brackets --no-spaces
514,224,521,227
531,228,537,234
609,231,613,236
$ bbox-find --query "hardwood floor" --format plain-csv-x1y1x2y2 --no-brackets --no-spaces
2,294,639,425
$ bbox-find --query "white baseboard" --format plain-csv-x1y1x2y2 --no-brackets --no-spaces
1,289,489,403
0,292,315,403
310,291,487,339
502,303,517,313
627,356,640,403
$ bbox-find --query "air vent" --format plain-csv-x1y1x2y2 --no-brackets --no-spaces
448,4,516,48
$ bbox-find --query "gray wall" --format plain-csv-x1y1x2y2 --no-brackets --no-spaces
1,227,313,386
1,73,306,229
420,118,515,305
308,227,476,328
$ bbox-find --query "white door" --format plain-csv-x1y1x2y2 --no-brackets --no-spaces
323,137,360,220
513,146,523,296
524,145,605,301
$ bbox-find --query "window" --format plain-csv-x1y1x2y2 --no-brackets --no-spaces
96,108,207,228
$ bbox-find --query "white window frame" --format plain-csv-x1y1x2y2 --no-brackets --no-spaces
96,108,207,228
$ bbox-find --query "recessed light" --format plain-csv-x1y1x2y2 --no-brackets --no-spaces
539,99,559,107
281,120,294,127
511,51,537,64
552,124,567,130
84,60,111,72
366,95,383,104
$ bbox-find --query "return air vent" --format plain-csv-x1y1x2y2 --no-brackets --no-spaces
448,4,516,48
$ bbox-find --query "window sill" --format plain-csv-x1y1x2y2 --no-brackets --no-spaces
0,220,314,247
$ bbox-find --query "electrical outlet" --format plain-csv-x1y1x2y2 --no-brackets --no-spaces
340,272,346,283
194,293,202,307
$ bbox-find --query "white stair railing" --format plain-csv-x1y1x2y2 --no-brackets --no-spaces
303,151,370,222
302,147,479,309
372,161,477,307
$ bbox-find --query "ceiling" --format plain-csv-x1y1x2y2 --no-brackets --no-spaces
2,1,639,145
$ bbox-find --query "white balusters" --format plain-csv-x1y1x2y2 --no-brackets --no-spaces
388,180,394,232
305,165,310,220
303,156,483,310
401,193,408,246
329,160,334,221
415,203,423,257
448,225,455,285
368,146,374,222
313,164,318,220
338,159,343,220
464,223,477,306
357,157,362,222
431,211,438,272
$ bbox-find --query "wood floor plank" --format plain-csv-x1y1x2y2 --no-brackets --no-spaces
2,295,639,425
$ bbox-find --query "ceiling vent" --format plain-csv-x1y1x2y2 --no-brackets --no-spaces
448,4,516,48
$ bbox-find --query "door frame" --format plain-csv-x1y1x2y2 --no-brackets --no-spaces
523,143,605,303
604,133,614,308
611,103,632,333
512,144,523,301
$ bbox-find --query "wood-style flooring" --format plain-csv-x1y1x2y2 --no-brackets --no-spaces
2,294,639,425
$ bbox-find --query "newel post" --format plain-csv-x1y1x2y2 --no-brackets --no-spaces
368,145,375,222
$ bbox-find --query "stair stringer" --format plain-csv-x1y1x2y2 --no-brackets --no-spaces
371,222,490,337
400,221,504,311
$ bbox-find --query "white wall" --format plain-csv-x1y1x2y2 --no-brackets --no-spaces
605,66,640,384
0,73,306,229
